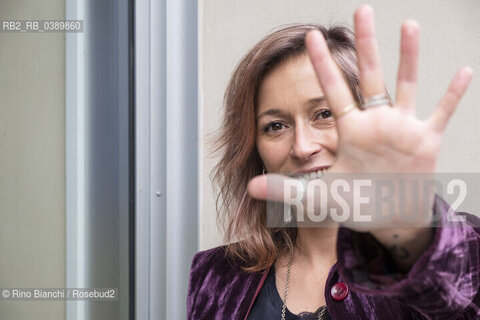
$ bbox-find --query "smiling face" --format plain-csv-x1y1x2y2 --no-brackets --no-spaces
256,53,338,176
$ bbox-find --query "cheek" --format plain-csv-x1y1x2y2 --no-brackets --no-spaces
314,128,339,152
256,138,291,170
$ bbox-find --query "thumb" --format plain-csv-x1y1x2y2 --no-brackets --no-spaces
247,174,305,204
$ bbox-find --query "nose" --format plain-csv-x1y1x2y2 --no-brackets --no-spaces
290,123,322,160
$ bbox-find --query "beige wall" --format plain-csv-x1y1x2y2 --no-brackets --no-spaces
0,1,66,319
199,0,480,250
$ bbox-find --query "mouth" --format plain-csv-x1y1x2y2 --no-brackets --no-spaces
293,166,330,180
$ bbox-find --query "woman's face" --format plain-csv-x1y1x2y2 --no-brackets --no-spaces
256,53,338,177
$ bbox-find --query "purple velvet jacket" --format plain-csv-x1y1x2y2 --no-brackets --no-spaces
187,197,480,319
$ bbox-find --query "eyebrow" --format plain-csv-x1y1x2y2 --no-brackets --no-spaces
256,96,326,120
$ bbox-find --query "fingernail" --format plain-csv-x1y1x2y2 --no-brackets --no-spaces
402,20,419,35
360,4,374,18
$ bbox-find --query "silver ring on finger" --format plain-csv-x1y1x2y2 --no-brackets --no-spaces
362,93,392,110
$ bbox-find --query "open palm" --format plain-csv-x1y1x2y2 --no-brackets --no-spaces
248,5,472,232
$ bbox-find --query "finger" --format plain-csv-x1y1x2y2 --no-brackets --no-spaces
247,175,268,200
354,5,385,99
247,174,305,204
305,30,357,125
396,20,420,113
428,67,473,133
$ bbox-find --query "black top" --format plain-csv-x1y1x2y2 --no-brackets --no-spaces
247,267,330,320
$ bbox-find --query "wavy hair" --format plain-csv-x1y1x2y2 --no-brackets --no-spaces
212,24,364,272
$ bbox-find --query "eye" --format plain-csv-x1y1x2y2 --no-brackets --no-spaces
314,109,333,120
263,121,287,133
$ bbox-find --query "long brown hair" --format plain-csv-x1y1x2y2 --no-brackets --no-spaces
212,24,364,272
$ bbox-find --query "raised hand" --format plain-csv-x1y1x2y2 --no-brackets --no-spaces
248,6,472,268
306,6,471,177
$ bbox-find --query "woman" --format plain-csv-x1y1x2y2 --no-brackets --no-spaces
187,5,480,319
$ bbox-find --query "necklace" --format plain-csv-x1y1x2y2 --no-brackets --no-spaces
280,253,328,320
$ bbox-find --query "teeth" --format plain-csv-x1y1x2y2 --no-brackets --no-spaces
298,168,328,181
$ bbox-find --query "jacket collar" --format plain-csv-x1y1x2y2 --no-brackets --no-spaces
243,267,270,320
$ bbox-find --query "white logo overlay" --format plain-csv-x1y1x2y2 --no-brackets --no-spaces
265,173,476,228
